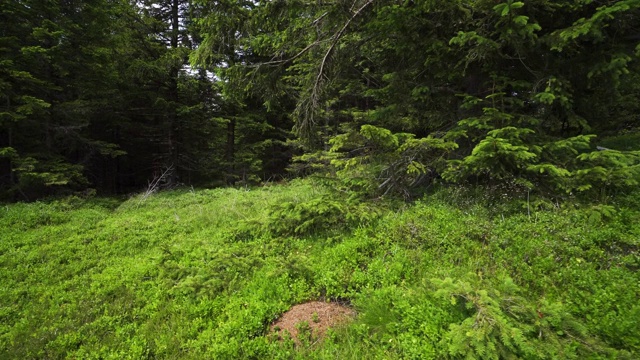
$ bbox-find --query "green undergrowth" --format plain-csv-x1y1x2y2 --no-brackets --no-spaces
1,179,638,359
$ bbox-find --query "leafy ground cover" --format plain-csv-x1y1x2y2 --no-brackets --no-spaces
1,180,639,359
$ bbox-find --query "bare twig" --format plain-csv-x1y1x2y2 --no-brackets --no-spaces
248,10,331,68
249,40,324,67
311,11,329,26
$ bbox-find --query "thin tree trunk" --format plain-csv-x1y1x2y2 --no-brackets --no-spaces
8,126,13,185
166,0,181,185
226,118,235,184
171,0,179,49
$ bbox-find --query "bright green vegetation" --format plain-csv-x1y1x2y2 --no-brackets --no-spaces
2,1,638,357
1,180,638,359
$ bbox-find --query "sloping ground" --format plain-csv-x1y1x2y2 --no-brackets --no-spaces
1,180,639,359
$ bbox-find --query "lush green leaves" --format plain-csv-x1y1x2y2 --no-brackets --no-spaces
2,181,639,358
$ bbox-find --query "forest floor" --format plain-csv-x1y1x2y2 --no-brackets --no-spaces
1,179,639,359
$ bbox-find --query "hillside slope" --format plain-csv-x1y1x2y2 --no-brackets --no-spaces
1,180,639,359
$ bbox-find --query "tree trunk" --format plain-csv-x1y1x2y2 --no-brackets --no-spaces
225,118,236,184
166,0,181,185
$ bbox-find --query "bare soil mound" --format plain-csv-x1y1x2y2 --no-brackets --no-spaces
270,301,355,344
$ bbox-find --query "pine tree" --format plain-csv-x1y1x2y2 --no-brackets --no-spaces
193,0,640,197
0,0,125,200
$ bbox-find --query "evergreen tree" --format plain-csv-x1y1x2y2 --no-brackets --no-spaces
193,0,640,198
191,0,296,184
0,0,125,200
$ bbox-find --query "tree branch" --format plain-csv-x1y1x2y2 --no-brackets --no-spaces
296,0,374,140
313,0,373,95
249,40,324,67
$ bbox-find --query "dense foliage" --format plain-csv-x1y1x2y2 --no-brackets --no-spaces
193,0,640,199
1,1,639,358
1,180,638,358
0,0,292,201
2,0,639,200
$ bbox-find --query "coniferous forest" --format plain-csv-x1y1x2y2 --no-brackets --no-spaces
1,0,640,359
1,0,639,200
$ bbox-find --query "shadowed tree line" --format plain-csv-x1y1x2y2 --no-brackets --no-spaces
2,0,639,201
0,0,292,201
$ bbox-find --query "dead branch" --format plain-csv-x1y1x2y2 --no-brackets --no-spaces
140,164,175,203
249,40,324,67
313,0,373,95
296,0,374,139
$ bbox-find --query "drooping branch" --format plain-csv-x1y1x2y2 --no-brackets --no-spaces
249,40,324,67
295,0,374,142
313,0,373,95
248,10,330,68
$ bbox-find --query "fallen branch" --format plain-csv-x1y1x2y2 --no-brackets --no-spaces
139,164,175,203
